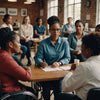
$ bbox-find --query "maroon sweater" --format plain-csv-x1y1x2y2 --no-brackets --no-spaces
0,49,32,93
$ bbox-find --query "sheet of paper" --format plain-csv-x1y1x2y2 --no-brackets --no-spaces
41,66,71,72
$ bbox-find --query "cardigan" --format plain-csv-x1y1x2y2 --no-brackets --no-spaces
0,49,32,93
68,31,87,51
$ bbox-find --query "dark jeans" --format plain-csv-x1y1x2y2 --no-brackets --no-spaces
57,93,82,100
15,45,27,59
40,80,62,100
63,33,70,37
70,52,85,63
20,40,32,60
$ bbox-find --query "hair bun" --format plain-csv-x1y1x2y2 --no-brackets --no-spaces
47,16,60,26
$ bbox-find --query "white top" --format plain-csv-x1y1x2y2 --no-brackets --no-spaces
19,24,33,39
76,38,82,50
0,23,13,31
62,55,100,100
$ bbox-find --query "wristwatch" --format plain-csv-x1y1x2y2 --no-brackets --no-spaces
59,62,62,66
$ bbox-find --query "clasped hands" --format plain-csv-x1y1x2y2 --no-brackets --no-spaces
40,62,61,68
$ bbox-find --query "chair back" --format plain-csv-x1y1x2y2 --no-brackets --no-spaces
0,81,2,97
87,88,100,100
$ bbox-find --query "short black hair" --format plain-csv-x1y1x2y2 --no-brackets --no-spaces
3,14,11,22
82,33,100,56
47,16,60,28
0,28,17,50
96,24,100,28
75,20,85,27
36,17,42,22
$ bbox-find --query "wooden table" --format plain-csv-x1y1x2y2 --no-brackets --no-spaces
30,64,71,82
31,38,41,54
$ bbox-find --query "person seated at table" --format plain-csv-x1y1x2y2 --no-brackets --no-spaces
34,17,46,38
68,20,87,63
57,33,100,100
19,16,33,66
95,24,100,32
0,28,35,96
62,17,75,37
0,14,27,63
34,16,70,100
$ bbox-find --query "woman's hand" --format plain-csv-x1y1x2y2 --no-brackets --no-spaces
51,62,60,68
70,63,78,71
40,62,48,68
72,50,81,55
25,38,29,42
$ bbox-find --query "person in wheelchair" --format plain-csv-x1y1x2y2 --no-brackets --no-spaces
0,28,36,98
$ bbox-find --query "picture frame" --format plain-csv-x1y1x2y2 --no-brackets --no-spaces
8,8,17,16
21,9,27,16
0,8,6,15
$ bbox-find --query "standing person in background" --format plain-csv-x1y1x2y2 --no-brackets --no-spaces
62,17,75,37
19,16,33,66
34,17,46,38
34,16,70,100
68,20,87,63
0,14,27,65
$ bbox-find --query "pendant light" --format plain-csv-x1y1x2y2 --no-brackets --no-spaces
8,0,17,2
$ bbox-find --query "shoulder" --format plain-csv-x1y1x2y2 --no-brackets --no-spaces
29,24,33,28
0,49,13,62
39,37,50,45
68,32,76,38
0,23,7,28
42,25,46,28
59,37,69,45
83,31,88,35
34,25,38,28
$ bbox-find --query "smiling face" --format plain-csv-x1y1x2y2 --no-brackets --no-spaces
49,23,60,40
75,22,84,34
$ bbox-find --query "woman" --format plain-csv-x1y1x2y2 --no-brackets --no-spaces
34,17,46,38
57,33,100,100
34,16,70,100
68,20,87,63
0,28,35,95
0,14,27,64
62,17,75,37
20,16,33,66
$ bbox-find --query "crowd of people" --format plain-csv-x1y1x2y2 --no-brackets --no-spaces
0,14,100,100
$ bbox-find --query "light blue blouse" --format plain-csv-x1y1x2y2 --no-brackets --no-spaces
34,37,70,66
62,23,76,37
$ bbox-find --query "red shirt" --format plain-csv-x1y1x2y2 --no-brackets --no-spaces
0,49,32,93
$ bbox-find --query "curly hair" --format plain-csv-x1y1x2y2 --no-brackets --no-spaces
47,16,60,28
82,33,100,56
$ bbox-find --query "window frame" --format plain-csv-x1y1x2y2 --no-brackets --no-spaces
64,0,81,24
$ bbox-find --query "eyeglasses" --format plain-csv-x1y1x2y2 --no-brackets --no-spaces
50,28,61,32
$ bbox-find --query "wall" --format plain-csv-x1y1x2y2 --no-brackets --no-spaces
0,0,39,26
0,0,97,29
38,0,97,29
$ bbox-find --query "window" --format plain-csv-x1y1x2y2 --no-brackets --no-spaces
47,0,58,18
64,0,81,24
96,0,100,25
